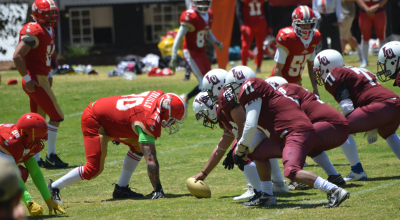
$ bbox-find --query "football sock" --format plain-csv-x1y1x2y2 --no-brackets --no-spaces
340,135,360,167
118,151,142,187
243,161,261,191
351,162,364,174
34,153,40,161
361,42,369,64
312,152,339,176
357,44,362,61
260,181,274,195
187,85,201,101
47,124,58,157
386,133,400,159
313,176,338,192
52,166,84,190
270,158,285,183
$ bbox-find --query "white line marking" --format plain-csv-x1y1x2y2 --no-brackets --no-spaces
64,112,83,117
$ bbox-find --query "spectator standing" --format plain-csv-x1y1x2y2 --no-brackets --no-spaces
313,0,343,54
340,0,361,61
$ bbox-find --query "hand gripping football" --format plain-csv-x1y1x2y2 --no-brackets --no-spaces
186,178,211,198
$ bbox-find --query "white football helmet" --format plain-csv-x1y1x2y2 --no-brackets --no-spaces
202,69,227,106
265,76,288,89
192,0,212,14
313,49,344,86
377,41,400,82
192,92,218,129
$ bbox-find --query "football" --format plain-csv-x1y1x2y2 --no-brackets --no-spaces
186,177,211,198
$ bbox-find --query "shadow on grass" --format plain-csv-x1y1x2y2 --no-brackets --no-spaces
28,215,70,219
65,193,193,203
42,165,79,170
303,163,349,168
340,183,363,189
234,202,327,210
365,175,400,181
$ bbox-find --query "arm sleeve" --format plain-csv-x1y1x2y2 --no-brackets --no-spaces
135,126,156,144
171,25,189,59
19,175,33,205
207,30,218,45
274,47,288,64
312,0,321,19
24,157,51,202
336,0,343,23
238,99,262,147
236,0,244,26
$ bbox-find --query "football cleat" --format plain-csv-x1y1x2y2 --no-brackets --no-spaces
273,181,289,194
256,68,261,74
233,185,255,201
113,184,144,199
288,181,308,190
242,191,277,207
147,189,166,200
37,158,48,168
328,174,346,186
360,61,368,68
325,187,350,208
46,153,68,168
343,171,367,182
47,179,62,203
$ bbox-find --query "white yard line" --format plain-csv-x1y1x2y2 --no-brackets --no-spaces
64,112,83,118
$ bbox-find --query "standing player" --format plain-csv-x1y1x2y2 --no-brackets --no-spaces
236,0,269,73
224,68,350,207
314,49,400,181
271,5,321,96
355,0,388,68
13,0,67,168
0,113,65,217
377,41,400,87
47,91,186,202
169,0,223,106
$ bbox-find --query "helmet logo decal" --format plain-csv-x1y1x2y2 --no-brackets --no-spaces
205,75,221,85
317,55,331,66
32,3,37,12
382,47,396,59
232,69,245,80
47,0,56,7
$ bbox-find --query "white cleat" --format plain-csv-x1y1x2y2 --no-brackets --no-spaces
233,185,255,201
343,171,367,182
360,61,368,68
273,181,289,194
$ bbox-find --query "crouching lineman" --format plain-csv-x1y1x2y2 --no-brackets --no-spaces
225,66,350,208
0,113,65,217
377,41,400,87
47,91,186,202
314,49,400,181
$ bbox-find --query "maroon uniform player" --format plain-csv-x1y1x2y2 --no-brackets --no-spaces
377,41,400,87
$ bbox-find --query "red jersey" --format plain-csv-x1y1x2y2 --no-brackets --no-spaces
363,0,385,8
238,78,314,142
278,83,347,125
324,67,399,108
242,0,266,25
273,27,321,83
92,90,164,139
0,124,36,164
19,22,55,77
180,8,213,53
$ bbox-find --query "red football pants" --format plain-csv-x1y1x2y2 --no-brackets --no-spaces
359,10,386,42
183,49,211,89
241,20,267,68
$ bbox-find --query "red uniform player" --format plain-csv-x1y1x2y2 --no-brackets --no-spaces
314,49,400,181
377,41,400,87
271,5,321,95
48,91,186,202
13,0,67,168
236,0,269,73
225,67,350,208
355,0,388,68
170,0,223,106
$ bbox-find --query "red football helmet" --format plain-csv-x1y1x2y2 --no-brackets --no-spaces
292,6,317,40
16,113,48,154
192,0,212,14
157,93,186,135
31,0,59,27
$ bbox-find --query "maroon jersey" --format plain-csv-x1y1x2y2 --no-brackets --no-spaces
19,22,55,77
92,90,164,139
278,84,347,125
396,71,400,87
0,124,36,164
217,89,238,133
242,0,266,25
272,27,321,83
180,8,213,53
238,78,314,142
324,67,399,108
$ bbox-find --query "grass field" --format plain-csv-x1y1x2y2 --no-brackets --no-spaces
1,55,400,220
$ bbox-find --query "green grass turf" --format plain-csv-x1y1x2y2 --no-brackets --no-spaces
1,55,400,219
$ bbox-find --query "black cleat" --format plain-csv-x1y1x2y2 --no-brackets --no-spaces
48,179,62,203
288,181,308,190
46,153,68,168
242,190,277,207
325,187,350,208
113,184,144,199
328,174,346,186
37,158,48,168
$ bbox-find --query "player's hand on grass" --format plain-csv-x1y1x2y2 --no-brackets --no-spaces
27,201,43,217
45,197,66,215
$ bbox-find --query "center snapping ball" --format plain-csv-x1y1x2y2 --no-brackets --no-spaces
186,177,211,198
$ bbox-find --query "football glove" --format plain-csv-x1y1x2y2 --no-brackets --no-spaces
364,129,378,144
234,143,250,171
45,197,66,215
27,201,43,217
112,140,120,145
222,148,235,170
147,189,165,200
169,58,177,73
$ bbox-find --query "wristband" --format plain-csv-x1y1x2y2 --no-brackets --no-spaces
23,74,31,82
217,145,227,152
201,171,208,176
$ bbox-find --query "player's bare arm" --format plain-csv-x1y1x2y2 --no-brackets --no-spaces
231,106,246,141
13,39,40,93
169,25,189,72
140,142,161,191
308,61,319,96
273,62,285,78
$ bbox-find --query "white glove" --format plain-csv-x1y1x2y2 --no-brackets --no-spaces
169,57,177,72
340,99,354,116
216,41,223,51
364,129,378,144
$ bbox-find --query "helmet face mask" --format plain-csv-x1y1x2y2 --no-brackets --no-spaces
224,66,256,105
193,92,218,129
202,69,227,107
313,49,345,86
192,0,212,14
32,0,59,27
377,42,400,82
292,6,317,40
159,94,186,135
